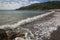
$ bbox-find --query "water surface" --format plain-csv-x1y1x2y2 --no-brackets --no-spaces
0,10,47,25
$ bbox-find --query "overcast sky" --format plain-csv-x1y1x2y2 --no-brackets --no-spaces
0,0,59,10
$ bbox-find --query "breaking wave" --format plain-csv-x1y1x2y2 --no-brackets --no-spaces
0,11,58,40
0,11,54,29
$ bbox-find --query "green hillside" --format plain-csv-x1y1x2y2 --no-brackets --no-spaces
17,1,60,10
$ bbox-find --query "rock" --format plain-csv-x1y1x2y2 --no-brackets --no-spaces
0,29,8,40
7,31,25,40
7,31,16,40
0,29,25,40
16,32,25,37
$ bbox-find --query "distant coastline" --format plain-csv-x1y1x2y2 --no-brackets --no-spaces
16,1,60,10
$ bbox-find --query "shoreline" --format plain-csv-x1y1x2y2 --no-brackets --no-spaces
0,10,60,40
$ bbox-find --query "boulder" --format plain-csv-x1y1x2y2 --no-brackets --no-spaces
0,29,8,40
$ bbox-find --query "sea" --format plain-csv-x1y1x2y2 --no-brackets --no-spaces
0,10,47,25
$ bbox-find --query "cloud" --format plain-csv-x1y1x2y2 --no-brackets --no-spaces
19,0,28,2
0,0,29,10
30,1,40,4
0,2,21,10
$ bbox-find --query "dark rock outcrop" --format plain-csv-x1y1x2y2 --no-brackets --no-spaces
0,29,25,40
0,29,8,40
7,31,25,40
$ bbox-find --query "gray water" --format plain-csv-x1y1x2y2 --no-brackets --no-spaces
0,10,46,25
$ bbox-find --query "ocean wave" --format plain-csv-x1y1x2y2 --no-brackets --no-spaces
0,11,54,29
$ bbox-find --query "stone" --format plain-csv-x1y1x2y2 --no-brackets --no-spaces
0,29,8,40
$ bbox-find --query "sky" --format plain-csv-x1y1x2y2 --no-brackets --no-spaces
0,0,59,10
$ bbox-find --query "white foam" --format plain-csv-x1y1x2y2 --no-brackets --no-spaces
14,11,55,27
15,37,31,40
